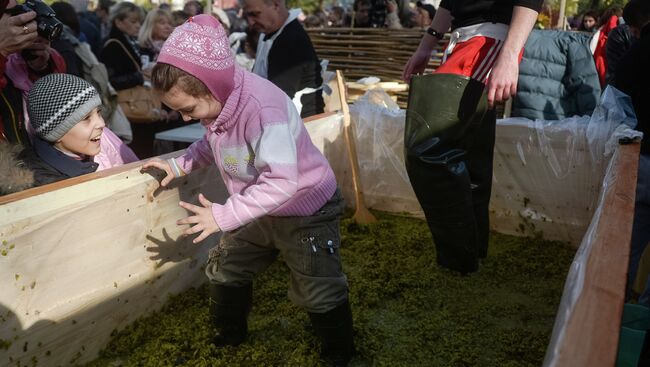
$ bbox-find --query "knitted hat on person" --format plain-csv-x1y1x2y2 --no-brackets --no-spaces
157,14,235,103
28,73,101,142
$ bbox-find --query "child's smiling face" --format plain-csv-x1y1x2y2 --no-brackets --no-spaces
161,85,223,124
55,107,105,157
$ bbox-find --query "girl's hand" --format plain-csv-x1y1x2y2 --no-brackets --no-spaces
177,193,221,243
142,157,175,187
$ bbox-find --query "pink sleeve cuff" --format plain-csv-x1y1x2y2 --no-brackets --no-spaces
212,202,243,232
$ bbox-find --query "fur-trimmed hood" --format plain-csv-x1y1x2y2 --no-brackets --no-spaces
0,142,35,196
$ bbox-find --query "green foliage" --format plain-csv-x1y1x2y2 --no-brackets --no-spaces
287,0,322,14
85,212,575,367
576,0,628,14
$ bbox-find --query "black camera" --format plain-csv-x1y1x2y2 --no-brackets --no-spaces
6,0,63,41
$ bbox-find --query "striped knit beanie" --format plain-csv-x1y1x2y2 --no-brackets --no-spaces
28,73,101,142
157,14,235,103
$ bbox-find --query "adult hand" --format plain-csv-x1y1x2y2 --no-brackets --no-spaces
402,6,452,82
402,44,433,82
0,11,37,58
486,50,519,109
485,6,538,108
142,157,175,187
177,193,221,244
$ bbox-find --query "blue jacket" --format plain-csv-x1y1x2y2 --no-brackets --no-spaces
512,30,601,121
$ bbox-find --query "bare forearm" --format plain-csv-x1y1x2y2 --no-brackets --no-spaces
485,6,538,107
432,6,453,32
402,6,453,81
499,6,538,59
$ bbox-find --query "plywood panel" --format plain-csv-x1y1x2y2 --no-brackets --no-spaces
0,158,228,366
545,143,639,366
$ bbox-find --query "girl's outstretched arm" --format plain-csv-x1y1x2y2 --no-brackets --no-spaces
142,157,179,187
177,193,221,244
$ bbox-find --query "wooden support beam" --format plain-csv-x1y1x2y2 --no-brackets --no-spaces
549,143,640,366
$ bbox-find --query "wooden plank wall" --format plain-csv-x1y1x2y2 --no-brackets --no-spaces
0,156,228,366
545,143,640,366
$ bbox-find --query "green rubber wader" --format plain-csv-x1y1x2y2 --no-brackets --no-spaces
405,73,495,274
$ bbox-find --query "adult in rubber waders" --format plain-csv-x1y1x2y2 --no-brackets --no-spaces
402,0,542,274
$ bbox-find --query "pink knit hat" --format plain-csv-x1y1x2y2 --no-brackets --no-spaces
157,14,235,103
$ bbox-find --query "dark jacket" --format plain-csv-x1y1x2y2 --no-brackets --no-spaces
605,24,635,86
18,138,99,187
0,77,30,145
439,0,544,29
51,26,83,78
615,24,650,155
78,12,102,56
266,18,324,118
99,27,144,91
1,49,65,145
512,29,601,121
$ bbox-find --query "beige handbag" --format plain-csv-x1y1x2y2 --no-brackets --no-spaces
105,39,162,123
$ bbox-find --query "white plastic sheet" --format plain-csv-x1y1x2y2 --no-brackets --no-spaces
330,87,638,246
543,86,639,366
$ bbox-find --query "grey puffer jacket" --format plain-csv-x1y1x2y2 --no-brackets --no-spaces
512,29,601,121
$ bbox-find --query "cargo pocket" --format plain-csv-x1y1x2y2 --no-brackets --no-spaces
205,244,225,280
298,225,343,277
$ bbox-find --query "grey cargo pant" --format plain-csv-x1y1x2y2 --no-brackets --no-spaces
205,189,349,313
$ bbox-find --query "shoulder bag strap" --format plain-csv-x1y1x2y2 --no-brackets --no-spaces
104,38,141,72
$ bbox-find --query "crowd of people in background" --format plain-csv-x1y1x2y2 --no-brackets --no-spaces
1,0,634,165
0,0,447,173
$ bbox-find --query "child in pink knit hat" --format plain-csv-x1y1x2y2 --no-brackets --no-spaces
142,15,354,366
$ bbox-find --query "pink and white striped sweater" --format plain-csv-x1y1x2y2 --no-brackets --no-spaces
173,68,337,232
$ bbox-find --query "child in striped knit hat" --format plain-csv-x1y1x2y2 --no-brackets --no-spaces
142,15,354,366
19,73,138,187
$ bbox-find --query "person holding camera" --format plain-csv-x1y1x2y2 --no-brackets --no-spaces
1,0,65,145
1,0,36,144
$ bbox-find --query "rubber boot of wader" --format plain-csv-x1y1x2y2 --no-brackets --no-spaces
404,73,489,274
209,283,252,347
467,108,497,259
308,300,355,367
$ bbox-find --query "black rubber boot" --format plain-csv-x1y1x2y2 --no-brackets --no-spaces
308,300,355,367
209,283,252,347
467,108,496,259
405,74,489,274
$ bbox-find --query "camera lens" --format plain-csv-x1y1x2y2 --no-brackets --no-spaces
38,18,63,40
